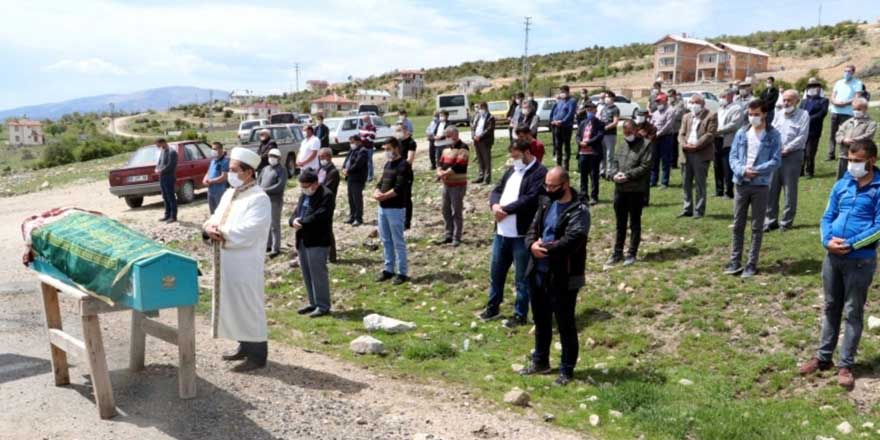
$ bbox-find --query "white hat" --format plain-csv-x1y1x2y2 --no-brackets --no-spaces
260,128,271,135
230,147,261,169
268,148,281,158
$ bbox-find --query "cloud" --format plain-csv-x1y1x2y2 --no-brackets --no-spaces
43,57,127,75
596,0,713,34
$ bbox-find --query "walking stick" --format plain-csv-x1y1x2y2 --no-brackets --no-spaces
211,240,221,338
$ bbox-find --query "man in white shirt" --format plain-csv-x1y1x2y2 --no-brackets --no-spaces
766,90,810,232
828,64,864,161
480,140,548,325
297,125,321,172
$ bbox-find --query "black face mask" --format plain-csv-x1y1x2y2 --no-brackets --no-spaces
547,187,566,201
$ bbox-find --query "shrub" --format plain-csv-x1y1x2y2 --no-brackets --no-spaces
20,149,35,161
403,340,457,361
38,143,77,168
79,141,119,161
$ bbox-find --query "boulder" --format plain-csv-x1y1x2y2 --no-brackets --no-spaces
503,389,530,407
349,335,385,354
868,315,880,330
363,313,417,333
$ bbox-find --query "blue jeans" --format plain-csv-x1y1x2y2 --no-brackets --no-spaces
159,174,177,220
378,207,407,276
367,148,375,181
817,253,876,368
650,134,674,187
486,234,530,317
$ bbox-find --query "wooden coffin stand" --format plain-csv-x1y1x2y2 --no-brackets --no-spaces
36,272,196,420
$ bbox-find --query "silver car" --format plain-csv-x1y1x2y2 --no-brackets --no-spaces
240,124,304,177
324,115,394,154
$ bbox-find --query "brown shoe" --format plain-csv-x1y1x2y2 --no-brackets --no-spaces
799,357,832,375
838,368,855,390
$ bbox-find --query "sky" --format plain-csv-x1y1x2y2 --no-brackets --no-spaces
0,0,877,110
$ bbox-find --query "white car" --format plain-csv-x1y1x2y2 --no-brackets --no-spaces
238,119,268,141
534,97,556,128
679,91,721,113
324,115,394,154
590,94,642,120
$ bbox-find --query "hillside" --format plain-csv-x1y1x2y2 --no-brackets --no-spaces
0,86,231,121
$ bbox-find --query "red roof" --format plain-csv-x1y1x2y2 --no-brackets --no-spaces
312,94,357,104
7,119,42,126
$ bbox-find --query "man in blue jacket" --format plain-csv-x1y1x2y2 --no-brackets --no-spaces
724,100,781,278
799,77,829,178
480,140,547,325
549,85,577,171
800,139,880,390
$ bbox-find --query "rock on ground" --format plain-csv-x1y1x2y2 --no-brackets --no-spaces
503,389,530,407
363,313,417,333
350,335,386,354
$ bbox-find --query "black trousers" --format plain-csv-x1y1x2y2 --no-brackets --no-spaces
713,138,733,197
428,140,438,169
238,341,267,365
404,178,414,230
577,154,601,203
530,273,579,374
802,135,821,177
671,135,680,168
829,113,851,160
613,191,644,257
347,178,365,223
552,125,573,169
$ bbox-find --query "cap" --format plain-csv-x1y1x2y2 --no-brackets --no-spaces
260,128,271,135
807,77,822,87
656,93,668,102
268,148,281,158
230,147,261,169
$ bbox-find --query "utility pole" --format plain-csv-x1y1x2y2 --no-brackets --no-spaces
109,102,116,139
521,16,531,93
294,63,301,93
818,3,822,26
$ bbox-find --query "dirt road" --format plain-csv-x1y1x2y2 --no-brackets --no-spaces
0,136,584,440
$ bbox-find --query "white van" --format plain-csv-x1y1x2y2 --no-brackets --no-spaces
436,94,470,126
238,118,268,141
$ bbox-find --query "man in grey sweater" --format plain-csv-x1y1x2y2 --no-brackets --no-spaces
714,88,746,198
259,148,288,257
155,138,178,222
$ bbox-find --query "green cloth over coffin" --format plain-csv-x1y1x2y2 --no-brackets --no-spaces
30,211,197,307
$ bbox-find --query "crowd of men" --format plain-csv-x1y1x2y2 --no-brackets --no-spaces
180,65,880,387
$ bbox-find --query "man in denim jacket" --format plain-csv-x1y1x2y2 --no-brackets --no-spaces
724,100,781,278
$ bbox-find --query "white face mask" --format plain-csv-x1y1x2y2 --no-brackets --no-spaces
635,116,646,124
385,151,395,160
848,161,869,179
854,110,866,118
320,159,330,167
522,107,531,114
302,185,317,196
394,132,404,140
268,157,279,166
440,117,447,122
657,104,667,111
749,115,763,126
228,172,244,188
740,89,750,97
689,104,703,114
624,135,637,143
807,88,820,97
604,97,613,105
512,158,526,171
783,104,796,114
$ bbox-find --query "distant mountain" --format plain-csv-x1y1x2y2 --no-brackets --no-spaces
0,86,231,120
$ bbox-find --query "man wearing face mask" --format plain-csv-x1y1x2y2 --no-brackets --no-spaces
481,140,547,324
155,138,178,223
725,100,781,278
678,94,717,219
358,115,378,181
395,124,417,229
650,93,675,189
520,167,589,386
605,120,653,268
667,89,686,168
800,78,829,178
549,85,577,170
397,109,414,134
203,147,271,372
471,101,496,184
375,138,412,285
436,126,470,246
576,101,606,205
317,148,340,262
432,111,451,157
649,81,663,112
828,65,864,162
342,135,369,226
426,112,441,170
800,139,880,390
256,129,277,172
314,114,330,151
290,170,335,318
297,125,321,173
734,79,755,106
765,90,809,233
507,93,523,143
599,91,621,179
715,88,746,199
258,149,287,258
835,98,877,179
516,99,540,137
760,77,780,125
203,141,230,215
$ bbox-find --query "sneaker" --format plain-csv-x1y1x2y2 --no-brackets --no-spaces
478,308,501,322
763,223,779,233
375,271,394,282
741,264,758,278
723,261,743,275
604,254,623,269
503,314,528,328
838,367,855,390
519,361,552,376
554,372,574,386
676,211,693,218
308,308,330,318
623,255,636,266
798,357,833,375
391,275,410,285
297,305,316,315
589,199,599,206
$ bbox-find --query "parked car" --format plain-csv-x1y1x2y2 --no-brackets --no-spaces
487,100,511,127
357,104,383,116
269,112,296,124
534,97,556,128
590,94,642,119
325,115,394,154
240,124,304,177
238,118,268,141
296,114,312,125
679,91,721,113
436,93,470,126
108,141,213,208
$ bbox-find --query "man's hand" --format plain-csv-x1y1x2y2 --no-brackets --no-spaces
530,239,548,258
341,168,348,177
474,135,481,142
745,166,759,179
492,204,508,222
292,218,303,230
843,138,853,145
372,189,384,201
827,237,851,256
205,224,224,243
613,173,628,183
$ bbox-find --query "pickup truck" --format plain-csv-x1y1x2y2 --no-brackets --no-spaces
239,124,304,176
324,115,393,154
108,141,213,208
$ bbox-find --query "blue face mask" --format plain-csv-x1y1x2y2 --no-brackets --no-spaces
586,112,595,119
844,72,853,81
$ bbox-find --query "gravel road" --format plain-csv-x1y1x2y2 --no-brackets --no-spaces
0,135,585,440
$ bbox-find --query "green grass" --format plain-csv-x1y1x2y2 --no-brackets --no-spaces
0,152,129,196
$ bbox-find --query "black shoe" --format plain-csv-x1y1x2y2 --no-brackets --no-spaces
780,225,792,232
589,199,598,206
297,305,316,315
451,240,462,247
478,308,501,322
376,271,395,282
723,261,743,275
623,255,636,266
519,361,552,376
472,177,485,184
351,221,362,227
308,308,330,318
677,211,693,218
763,223,779,233
504,314,528,328
391,275,410,285
159,217,169,222
165,218,177,223
554,372,574,386
343,219,354,225
826,157,836,162
692,214,703,220
434,237,453,245
604,254,623,269
231,359,266,373
222,344,247,361
267,251,280,259
741,264,758,278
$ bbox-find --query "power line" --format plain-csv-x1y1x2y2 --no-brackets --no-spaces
522,16,531,93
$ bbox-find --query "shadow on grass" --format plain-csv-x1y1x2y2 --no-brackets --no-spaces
411,271,465,285
575,307,613,329
575,365,668,385
641,244,700,262
762,258,822,276
334,256,382,266
331,308,378,322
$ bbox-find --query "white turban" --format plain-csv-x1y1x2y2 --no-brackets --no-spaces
230,147,260,169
